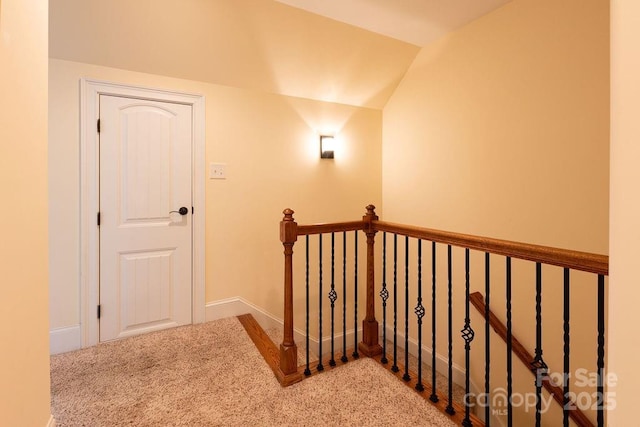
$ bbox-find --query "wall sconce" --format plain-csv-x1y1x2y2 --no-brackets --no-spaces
320,135,335,159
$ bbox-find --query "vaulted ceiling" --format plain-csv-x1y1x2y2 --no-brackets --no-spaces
275,0,512,46
49,0,511,108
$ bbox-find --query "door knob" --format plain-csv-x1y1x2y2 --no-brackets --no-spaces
170,207,189,215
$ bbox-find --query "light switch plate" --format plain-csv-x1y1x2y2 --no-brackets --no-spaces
209,163,227,179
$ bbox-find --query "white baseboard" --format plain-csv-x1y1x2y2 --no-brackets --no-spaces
205,297,254,322
50,325,82,355
46,415,56,427
50,297,304,355
206,296,312,350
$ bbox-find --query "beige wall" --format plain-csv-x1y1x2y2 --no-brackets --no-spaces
47,0,407,344
382,0,609,424
49,58,382,331
0,0,52,425
609,0,639,423
383,0,608,253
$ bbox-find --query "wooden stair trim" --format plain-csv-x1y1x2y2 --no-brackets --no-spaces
237,314,303,386
469,292,595,427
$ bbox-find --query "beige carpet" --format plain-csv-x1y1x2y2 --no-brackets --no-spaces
51,317,456,426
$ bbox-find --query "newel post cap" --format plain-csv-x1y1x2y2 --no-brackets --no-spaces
280,208,298,243
282,208,295,221
363,204,379,221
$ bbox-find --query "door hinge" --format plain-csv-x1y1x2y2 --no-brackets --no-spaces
192,206,194,214
97,212,101,226
97,304,101,319
97,119,101,133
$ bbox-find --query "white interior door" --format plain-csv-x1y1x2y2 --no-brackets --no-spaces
99,95,193,342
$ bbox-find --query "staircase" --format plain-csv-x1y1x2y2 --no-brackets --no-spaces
271,205,608,426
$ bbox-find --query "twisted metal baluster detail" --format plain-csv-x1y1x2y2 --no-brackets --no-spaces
328,232,337,367
506,257,512,426
341,232,348,363
352,231,359,359
415,239,425,392
445,245,455,415
429,241,439,403
531,263,547,427
563,268,570,427
403,236,411,382
484,252,490,425
597,275,605,427
392,234,399,373
380,232,389,365
461,248,474,427
317,234,324,372
304,235,311,376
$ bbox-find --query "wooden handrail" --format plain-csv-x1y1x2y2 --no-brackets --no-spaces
469,292,594,427
286,212,608,276
297,221,365,236
374,221,608,276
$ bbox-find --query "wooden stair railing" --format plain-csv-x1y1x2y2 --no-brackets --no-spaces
469,292,594,427
372,221,608,275
277,205,609,426
277,208,371,386
372,217,607,426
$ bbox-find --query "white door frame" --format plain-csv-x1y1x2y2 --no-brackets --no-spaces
80,78,206,347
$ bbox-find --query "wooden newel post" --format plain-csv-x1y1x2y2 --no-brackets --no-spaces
278,209,302,385
359,204,383,357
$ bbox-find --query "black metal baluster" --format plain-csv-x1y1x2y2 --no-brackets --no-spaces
415,239,425,391
563,268,570,427
506,257,512,427
597,274,605,427
446,245,455,415
485,252,490,426
353,231,359,359
403,236,411,382
317,234,324,372
532,263,548,427
461,248,475,427
341,232,348,363
328,232,337,367
380,232,389,364
392,234,399,373
430,241,439,403
304,235,311,376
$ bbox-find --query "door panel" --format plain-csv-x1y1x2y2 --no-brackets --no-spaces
121,108,172,223
120,249,174,329
99,95,193,342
